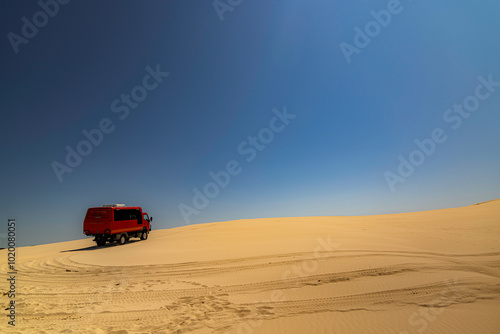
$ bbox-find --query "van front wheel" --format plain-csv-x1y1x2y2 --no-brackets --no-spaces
140,230,148,240
118,234,127,245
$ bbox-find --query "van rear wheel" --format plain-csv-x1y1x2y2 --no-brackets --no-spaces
118,234,127,245
96,239,106,247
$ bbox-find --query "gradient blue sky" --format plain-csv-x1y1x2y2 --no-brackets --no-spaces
1,0,499,247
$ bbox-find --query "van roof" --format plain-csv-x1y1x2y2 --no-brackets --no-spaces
88,206,142,210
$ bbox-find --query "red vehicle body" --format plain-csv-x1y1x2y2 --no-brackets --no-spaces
83,204,152,246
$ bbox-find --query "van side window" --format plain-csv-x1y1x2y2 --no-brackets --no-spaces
114,210,124,221
114,209,142,221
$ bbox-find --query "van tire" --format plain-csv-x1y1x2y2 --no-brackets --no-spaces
118,234,127,245
140,230,148,240
96,239,106,247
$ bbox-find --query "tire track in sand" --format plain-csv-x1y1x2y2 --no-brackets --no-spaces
4,248,500,333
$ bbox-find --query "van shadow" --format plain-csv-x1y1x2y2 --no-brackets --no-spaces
60,239,142,253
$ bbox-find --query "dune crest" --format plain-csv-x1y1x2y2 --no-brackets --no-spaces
1,200,500,333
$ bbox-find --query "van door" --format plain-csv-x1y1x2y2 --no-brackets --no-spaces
143,213,151,230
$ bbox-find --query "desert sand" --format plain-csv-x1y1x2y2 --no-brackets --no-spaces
1,200,500,333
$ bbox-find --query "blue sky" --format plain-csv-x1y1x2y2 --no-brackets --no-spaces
1,0,499,247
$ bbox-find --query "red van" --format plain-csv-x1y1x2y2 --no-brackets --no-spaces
83,204,152,246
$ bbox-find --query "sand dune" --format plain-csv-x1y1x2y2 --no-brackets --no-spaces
2,200,500,333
